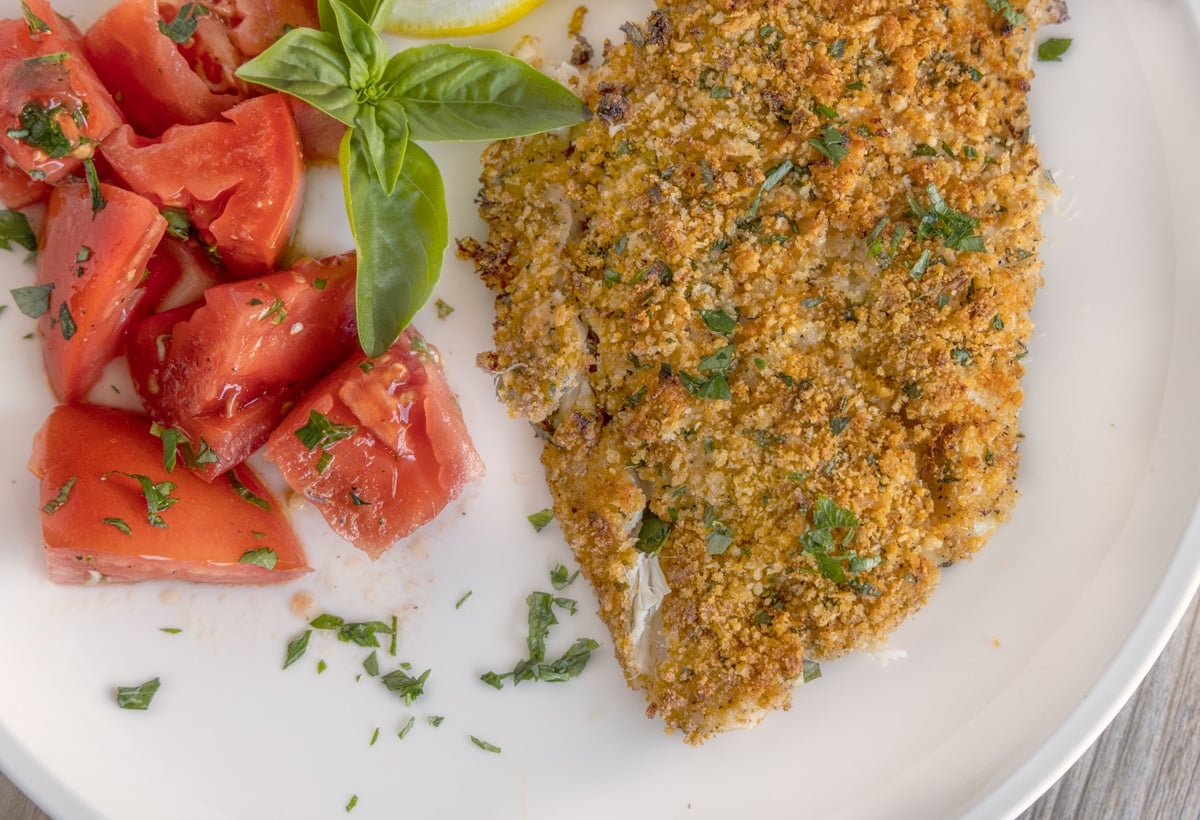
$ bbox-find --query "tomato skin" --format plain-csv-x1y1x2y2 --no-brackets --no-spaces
0,151,49,208
0,0,125,182
266,329,486,559
30,404,309,584
127,254,359,479
100,93,304,277
37,182,167,405
286,96,346,167
82,0,243,137
193,0,320,61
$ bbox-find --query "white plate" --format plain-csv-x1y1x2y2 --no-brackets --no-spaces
3,1,1200,818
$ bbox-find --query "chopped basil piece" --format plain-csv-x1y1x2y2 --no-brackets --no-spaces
160,627,182,634
984,0,1027,26
699,308,737,335
830,416,851,435
389,615,398,656
525,592,557,662
550,563,579,590
397,716,416,739
238,547,277,569
295,410,357,451
698,344,734,374
706,521,733,555
455,590,472,609
809,124,849,166
803,659,822,683
316,451,333,474
337,621,394,648
951,347,972,365
12,284,53,319
21,1,50,33
158,2,210,43
527,508,554,532
470,735,501,754
634,511,672,556
909,184,986,252
1038,37,1072,62
161,208,191,239
744,159,793,221
345,795,358,813
283,630,311,669
363,650,380,677
381,667,430,705
226,472,271,510
480,671,505,690
800,496,863,585
0,210,36,252
312,277,328,290
104,517,132,536
991,314,1005,331
41,476,77,514
115,677,161,710
427,715,445,727
435,298,454,318
310,613,345,630
82,158,106,214
107,472,178,528
317,659,327,674
58,302,76,340
909,249,932,279
7,101,71,158
827,38,846,58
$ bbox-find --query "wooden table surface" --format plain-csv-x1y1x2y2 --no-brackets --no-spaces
3,591,1198,819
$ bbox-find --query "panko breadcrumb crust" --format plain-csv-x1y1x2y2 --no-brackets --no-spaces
466,0,1066,742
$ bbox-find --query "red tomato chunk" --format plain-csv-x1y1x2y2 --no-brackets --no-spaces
127,254,358,479
266,329,486,559
0,0,124,183
30,404,309,584
37,181,167,404
100,93,304,277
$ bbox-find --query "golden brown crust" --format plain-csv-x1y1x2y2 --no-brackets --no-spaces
470,0,1052,741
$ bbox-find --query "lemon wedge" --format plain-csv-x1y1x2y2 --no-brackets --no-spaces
385,0,548,37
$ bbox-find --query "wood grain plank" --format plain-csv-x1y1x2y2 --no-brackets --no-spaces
3,592,1198,819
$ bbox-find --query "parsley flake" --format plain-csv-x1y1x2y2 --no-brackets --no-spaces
0,210,36,252
158,2,210,43
283,630,311,669
11,284,52,319
115,677,161,710
527,508,554,532
238,547,277,570
1038,37,1072,62
41,476,76,514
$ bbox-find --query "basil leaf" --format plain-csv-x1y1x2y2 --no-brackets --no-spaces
329,0,387,91
115,677,161,710
238,547,278,569
353,100,409,195
11,284,52,318
319,0,391,32
236,28,360,125
342,135,446,356
382,45,589,141
283,630,312,669
158,3,210,44
0,210,36,252
1038,38,1072,62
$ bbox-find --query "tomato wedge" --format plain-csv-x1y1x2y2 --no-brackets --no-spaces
31,404,308,584
0,0,125,183
266,329,486,559
127,254,359,479
0,151,48,208
37,182,167,404
100,93,303,277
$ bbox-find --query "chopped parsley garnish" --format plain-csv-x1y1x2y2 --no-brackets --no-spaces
295,410,357,451
7,101,72,158
161,208,191,239
527,508,554,532
455,590,472,609
803,659,822,683
830,415,851,435
800,496,878,587
283,630,311,669
160,627,182,634
984,0,1027,26
679,371,731,401
482,591,600,688
992,314,1005,331
41,476,76,514
115,677,161,710
909,248,933,280
363,650,379,677
238,547,277,569
397,716,415,739
226,472,271,510
634,511,672,556
21,1,50,33
83,158,106,214
470,735,501,754
827,38,847,58
368,726,380,746
550,563,579,590
704,505,734,555
951,347,972,365
435,298,454,319
1038,37,1072,62
104,517,132,536
58,302,76,340
12,283,53,318
381,667,430,705
345,795,358,813
0,210,36,252
809,124,849,166
427,715,445,727
107,472,179,528
744,159,793,222
158,2,210,43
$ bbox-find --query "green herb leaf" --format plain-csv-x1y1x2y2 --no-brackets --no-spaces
1038,37,1072,62
344,136,446,356
698,344,734,374
158,3,210,43
337,620,394,647
41,477,77,514
161,208,191,239
284,630,312,669
427,715,444,727
381,667,430,705
104,517,132,536
295,410,358,450
470,735,501,754
383,44,589,141
11,284,52,318
353,98,409,194
984,0,1027,26
235,28,360,125
345,794,358,813
809,124,849,166
226,472,271,511
329,0,388,90
363,650,380,677
58,302,76,340
455,590,472,609
909,184,986,252
480,670,505,689
550,563,579,590
160,627,182,634
21,1,50,33
634,511,672,556
108,472,179,528
82,158,106,214
525,591,557,662
435,298,454,318
310,613,346,630
7,101,71,158
115,677,161,710
0,210,36,252
699,308,736,335
238,547,278,569
527,508,555,532
803,658,822,683
679,371,731,401
536,637,599,682
397,715,415,739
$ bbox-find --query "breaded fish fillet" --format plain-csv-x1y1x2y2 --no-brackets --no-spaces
467,0,1065,741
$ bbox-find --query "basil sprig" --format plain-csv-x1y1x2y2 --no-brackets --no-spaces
237,0,590,355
